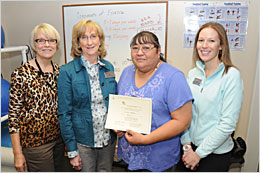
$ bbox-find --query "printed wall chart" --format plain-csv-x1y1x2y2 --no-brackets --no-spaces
183,2,248,50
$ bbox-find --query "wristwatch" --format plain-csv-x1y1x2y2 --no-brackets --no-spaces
183,144,191,151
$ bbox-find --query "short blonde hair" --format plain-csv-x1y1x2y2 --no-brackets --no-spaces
70,19,106,59
30,23,60,52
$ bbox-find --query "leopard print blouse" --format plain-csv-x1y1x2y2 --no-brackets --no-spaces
8,62,61,148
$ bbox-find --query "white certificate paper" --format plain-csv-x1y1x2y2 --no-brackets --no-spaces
105,94,152,134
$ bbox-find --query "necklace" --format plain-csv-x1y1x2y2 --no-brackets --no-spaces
134,60,162,72
35,58,56,90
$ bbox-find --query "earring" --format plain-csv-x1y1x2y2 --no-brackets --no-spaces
133,65,136,72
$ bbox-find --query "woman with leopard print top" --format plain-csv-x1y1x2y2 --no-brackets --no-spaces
8,23,72,172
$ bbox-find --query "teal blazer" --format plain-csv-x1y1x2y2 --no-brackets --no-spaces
57,57,117,152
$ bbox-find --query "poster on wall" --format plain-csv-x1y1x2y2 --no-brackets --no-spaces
183,2,248,50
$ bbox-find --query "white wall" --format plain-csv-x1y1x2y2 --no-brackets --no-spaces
241,45,259,172
1,1,259,171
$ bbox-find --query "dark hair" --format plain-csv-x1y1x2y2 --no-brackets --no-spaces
193,22,235,74
130,31,165,62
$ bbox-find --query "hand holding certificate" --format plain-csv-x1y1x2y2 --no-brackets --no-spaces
105,94,152,134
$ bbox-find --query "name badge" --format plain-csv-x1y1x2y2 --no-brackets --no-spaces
105,72,115,78
193,78,202,86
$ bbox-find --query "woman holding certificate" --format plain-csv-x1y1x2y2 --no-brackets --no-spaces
57,19,117,172
115,31,193,172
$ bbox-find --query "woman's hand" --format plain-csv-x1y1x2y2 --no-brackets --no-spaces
10,133,27,172
113,130,125,138
182,149,200,170
125,129,146,145
14,153,27,172
70,155,82,171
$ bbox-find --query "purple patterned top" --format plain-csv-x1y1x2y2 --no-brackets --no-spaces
117,62,193,171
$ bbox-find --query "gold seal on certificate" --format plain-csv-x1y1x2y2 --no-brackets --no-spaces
105,94,152,134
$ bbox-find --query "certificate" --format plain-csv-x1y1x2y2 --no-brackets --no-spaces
105,94,152,134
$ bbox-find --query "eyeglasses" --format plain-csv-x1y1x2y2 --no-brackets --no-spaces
131,45,155,53
35,39,57,45
80,34,98,41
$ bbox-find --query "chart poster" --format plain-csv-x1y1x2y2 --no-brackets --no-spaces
183,2,248,50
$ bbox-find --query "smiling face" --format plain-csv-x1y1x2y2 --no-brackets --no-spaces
79,28,100,60
131,39,161,73
34,33,57,60
196,27,222,65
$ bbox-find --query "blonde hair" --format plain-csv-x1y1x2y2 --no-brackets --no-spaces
30,23,60,52
70,19,106,59
193,22,235,74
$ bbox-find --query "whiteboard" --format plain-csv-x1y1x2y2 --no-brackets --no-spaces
62,2,168,81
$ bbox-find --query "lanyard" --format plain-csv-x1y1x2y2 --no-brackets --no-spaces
35,58,55,75
35,58,56,90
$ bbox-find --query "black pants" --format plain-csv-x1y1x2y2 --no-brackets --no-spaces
175,143,232,172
